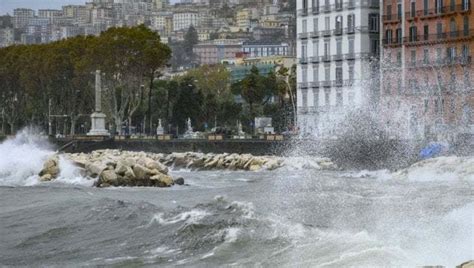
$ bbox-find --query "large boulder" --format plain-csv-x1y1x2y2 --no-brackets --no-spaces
457,261,474,268
85,161,108,178
39,155,60,179
133,164,152,180
98,170,118,187
150,173,174,187
138,157,168,174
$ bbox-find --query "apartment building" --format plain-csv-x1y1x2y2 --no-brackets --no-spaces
242,41,291,57
296,0,380,138
13,9,35,29
173,11,200,31
193,39,243,65
381,0,473,140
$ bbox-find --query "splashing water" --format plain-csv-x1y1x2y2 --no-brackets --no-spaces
0,129,92,186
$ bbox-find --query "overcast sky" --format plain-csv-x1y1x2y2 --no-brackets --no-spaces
0,0,178,15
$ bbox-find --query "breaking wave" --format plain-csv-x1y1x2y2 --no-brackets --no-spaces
0,129,92,187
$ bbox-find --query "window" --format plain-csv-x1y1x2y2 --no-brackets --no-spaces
397,3,402,19
397,51,402,65
313,65,319,81
423,48,429,63
450,0,455,11
303,0,308,10
450,18,457,37
437,22,443,39
301,43,307,59
348,38,354,54
335,67,343,83
436,48,443,62
312,0,319,11
335,16,342,34
324,67,330,81
348,65,354,81
324,90,330,107
313,40,319,57
411,50,416,65
313,18,318,32
424,99,429,113
324,41,330,57
302,67,308,82
435,0,444,14
424,25,429,40
302,90,308,107
369,14,379,32
302,19,307,33
462,44,469,59
386,5,392,20
396,28,402,43
464,16,469,36
313,88,319,107
325,17,330,30
336,39,342,55
410,1,416,17
424,0,429,15
409,26,417,42
347,14,355,32
385,29,393,43
335,0,343,10
370,39,379,55
462,0,470,10
336,90,343,106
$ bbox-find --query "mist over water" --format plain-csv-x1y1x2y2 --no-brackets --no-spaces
0,130,472,266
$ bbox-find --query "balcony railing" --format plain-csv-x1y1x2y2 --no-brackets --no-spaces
345,27,355,34
310,81,320,88
333,80,344,87
321,80,331,87
333,28,343,35
320,55,331,62
299,58,308,64
383,14,402,22
321,29,332,36
298,82,309,89
323,4,332,12
298,32,309,39
407,56,472,67
312,6,320,14
311,31,320,38
345,53,355,60
402,30,473,45
310,56,320,63
332,54,344,61
297,9,308,16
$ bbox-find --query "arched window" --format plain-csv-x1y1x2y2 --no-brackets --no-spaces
347,13,355,33
450,18,457,37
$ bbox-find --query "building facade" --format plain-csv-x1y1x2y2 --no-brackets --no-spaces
193,39,244,64
296,0,380,138
242,41,291,57
381,0,473,140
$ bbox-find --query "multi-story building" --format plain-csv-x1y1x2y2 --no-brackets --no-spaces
173,11,200,31
296,0,380,138
381,0,473,141
13,9,35,29
236,8,259,30
193,39,244,64
242,40,291,57
0,28,15,47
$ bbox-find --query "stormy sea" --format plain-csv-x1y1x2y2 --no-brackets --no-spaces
0,131,472,267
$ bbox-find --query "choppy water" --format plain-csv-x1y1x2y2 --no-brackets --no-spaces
0,132,473,267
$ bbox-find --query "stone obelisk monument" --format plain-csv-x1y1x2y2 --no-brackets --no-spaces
87,70,110,136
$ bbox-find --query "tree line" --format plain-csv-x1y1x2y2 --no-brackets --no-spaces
0,25,296,136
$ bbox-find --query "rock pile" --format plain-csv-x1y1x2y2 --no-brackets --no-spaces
38,150,339,187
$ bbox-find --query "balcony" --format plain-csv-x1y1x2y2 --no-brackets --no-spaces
298,32,309,39
321,80,331,87
310,81,320,88
346,0,355,9
333,28,343,35
383,14,401,23
299,57,308,64
320,55,331,62
312,6,320,14
344,53,355,60
403,30,473,45
311,31,320,38
321,29,332,37
335,2,343,11
332,54,343,61
345,27,355,34
323,4,332,12
298,82,309,89
298,107,308,114
310,56,320,63
297,9,308,16
406,56,472,68
333,80,343,87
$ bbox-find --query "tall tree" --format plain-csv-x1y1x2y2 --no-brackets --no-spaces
183,26,199,64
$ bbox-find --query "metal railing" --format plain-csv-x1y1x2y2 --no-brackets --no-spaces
310,81,320,88
299,58,308,64
320,55,331,62
298,32,309,39
297,9,308,16
402,30,473,44
406,56,472,67
332,54,344,61
310,56,320,63
333,28,343,35
298,82,309,89
311,31,320,38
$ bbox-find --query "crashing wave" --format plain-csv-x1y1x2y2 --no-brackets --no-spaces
392,156,474,181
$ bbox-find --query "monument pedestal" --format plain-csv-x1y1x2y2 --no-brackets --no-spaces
88,112,110,136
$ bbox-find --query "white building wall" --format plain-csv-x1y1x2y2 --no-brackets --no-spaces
296,0,379,138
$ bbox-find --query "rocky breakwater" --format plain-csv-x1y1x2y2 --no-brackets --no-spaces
37,150,339,187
